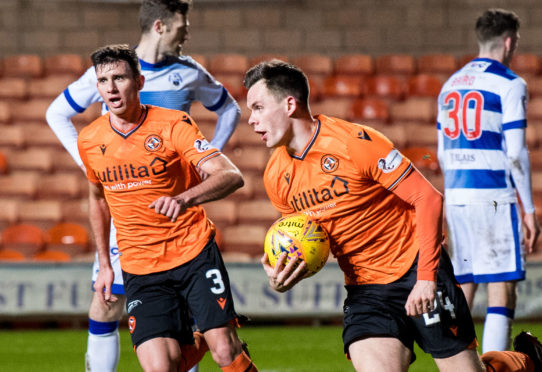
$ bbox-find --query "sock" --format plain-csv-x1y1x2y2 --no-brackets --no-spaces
483,307,514,353
220,351,258,372
179,332,209,372
86,319,120,372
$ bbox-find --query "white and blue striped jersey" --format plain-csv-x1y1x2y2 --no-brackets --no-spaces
437,58,528,206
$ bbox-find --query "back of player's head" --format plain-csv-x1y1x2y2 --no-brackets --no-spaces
475,8,520,43
243,59,310,108
91,44,141,79
140,0,192,33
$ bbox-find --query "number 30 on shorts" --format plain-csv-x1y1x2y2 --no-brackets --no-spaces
423,291,457,326
206,269,225,294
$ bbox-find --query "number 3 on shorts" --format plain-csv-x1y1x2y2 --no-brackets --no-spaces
206,269,225,294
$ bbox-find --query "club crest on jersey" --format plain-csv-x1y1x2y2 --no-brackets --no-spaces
321,154,339,173
169,72,182,87
378,149,402,173
194,139,212,152
144,135,163,152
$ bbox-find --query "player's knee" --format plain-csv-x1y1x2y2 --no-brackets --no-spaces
141,357,180,372
209,340,240,367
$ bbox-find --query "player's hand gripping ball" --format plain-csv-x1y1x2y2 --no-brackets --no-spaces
264,214,330,277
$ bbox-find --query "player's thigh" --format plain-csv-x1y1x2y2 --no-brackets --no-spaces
89,292,126,321
433,348,485,372
487,281,518,308
349,337,410,372
136,336,182,372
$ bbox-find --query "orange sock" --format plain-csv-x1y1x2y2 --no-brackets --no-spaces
481,350,535,372
220,350,258,372
179,332,209,372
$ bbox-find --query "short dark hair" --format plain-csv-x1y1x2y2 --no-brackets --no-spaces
475,8,520,43
243,59,310,108
91,44,141,79
140,0,192,33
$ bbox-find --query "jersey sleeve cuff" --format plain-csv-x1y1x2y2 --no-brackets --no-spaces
417,270,437,281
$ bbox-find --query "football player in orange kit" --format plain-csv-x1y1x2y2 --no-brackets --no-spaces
78,44,257,372
244,59,485,372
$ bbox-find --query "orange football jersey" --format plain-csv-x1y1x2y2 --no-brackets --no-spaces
78,105,220,275
264,114,426,285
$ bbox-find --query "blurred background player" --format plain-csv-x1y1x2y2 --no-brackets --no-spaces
79,44,255,372
45,1,240,371
244,60,485,371
437,8,540,353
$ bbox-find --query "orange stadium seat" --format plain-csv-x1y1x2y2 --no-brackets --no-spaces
46,222,89,257
237,199,281,224
3,54,44,78
390,97,436,124
1,223,45,258
249,54,289,66
10,98,51,121
458,54,477,67
61,199,89,224
209,54,249,76
0,124,25,148
204,200,237,224
510,53,541,76
43,54,85,77
0,172,38,199
292,54,333,76
22,123,64,147
530,148,542,171
363,75,406,101
6,149,54,173
32,249,72,262
333,54,374,76
52,149,83,173
348,98,389,124
401,146,440,174
28,75,73,99
221,223,267,256
528,97,542,121
227,146,272,172
375,54,416,76
416,54,457,75
0,248,26,262
0,102,11,123
311,97,353,119
308,78,322,102
401,122,438,147
0,151,8,175
407,74,443,98
213,73,245,100
229,121,263,147
526,75,542,98
37,173,82,199
0,199,18,226
322,75,364,98
18,200,63,229
0,77,29,100
71,101,101,127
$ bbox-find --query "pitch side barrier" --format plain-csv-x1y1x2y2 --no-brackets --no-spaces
0,262,541,320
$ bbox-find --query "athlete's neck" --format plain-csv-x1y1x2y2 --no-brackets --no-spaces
286,117,317,155
110,104,146,133
135,37,166,64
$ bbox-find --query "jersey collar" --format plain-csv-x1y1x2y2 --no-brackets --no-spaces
290,119,321,160
109,105,149,139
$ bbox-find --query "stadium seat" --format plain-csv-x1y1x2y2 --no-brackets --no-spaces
311,97,353,119
249,54,289,66
10,98,51,121
0,172,39,198
28,75,73,99
0,77,29,100
0,102,11,123
229,121,264,147
43,54,85,77
32,249,72,262
204,200,237,224
6,149,54,173
52,150,83,173
18,200,63,227
0,150,8,175
1,223,45,258
221,223,267,256
401,146,440,174
292,54,333,76
363,75,406,101
510,53,540,76
237,199,281,224
46,222,89,256
532,171,542,194
530,148,542,171
333,54,374,76
0,124,25,148
37,173,82,199
375,54,416,76
528,97,542,121
227,146,272,172
348,97,389,124
322,75,364,98
0,248,26,262
227,170,255,200
416,54,457,75
401,122,438,147
3,54,44,78
213,73,245,100
189,54,207,69
407,74,443,98
458,54,477,67
366,122,408,149
390,97,436,123
71,101,101,127
308,78,322,102
22,123,65,147
527,76,542,98
0,199,18,225
209,54,249,76
61,199,89,224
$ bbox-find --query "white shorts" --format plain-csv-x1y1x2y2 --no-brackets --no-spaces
446,202,525,284
91,221,125,295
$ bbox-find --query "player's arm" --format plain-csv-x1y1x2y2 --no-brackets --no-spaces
149,153,244,222
392,168,443,317
504,128,540,253
210,94,241,151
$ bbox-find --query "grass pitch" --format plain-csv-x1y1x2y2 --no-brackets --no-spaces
1,323,541,371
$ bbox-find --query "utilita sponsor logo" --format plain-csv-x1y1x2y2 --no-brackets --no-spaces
288,176,349,212
95,157,167,183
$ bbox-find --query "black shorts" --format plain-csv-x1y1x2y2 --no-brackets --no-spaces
342,248,476,361
122,237,238,348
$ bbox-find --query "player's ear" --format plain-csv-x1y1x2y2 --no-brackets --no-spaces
137,75,145,91
153,19,165,35
285,96,297,117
